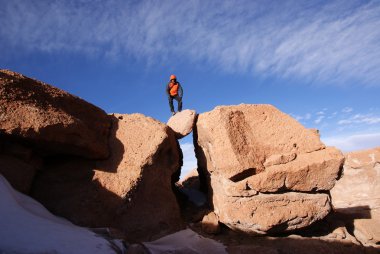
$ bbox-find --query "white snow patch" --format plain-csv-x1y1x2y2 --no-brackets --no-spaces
0,174,124,254
0,174,226,254
143,228,227,254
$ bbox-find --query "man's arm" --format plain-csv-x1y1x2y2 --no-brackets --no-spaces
166,83,170,96
178,83,183,97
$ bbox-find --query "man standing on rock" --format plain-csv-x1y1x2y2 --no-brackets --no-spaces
166,74,183,116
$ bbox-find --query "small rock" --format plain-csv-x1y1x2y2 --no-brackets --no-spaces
167,109,197,139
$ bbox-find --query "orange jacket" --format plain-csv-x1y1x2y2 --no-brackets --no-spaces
167,82,183,97
169,82,179,96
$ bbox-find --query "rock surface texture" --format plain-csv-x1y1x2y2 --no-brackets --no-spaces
331,147,380,247
0,69,111,159
167,109,197,139
0,154,36,193
32,113,184,241
194,104,344,234
0,139,42,193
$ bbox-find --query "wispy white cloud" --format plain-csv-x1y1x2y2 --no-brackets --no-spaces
338,113,380,125
327,111,338,119
289,107,380,149
1,0,380,86
292,114,303,122
314,115,325,124
322,132,380,152
316,111,325,115
291,112,311,122
342,107,353,113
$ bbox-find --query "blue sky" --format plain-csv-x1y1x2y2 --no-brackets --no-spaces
1,0,380,176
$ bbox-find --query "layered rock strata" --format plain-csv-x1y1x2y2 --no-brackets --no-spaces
194,104,344,234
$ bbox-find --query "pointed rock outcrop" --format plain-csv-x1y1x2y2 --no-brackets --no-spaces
0,69,111,159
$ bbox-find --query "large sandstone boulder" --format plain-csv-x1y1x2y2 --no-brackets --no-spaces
0,69,111,159
32,114,184,241
194,104,344,234
95,114,184,240
331,147,380,247
167,109,197,139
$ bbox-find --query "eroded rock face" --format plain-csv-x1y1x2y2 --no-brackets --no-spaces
0,141,42,193
0,69,111,159
0,154,36,193
331,147,380,210
95,114,184,240
214,189,331,234
201,211,221,234
32,114,184,241
167,109,197,139
194,104,344,234
230,147,344,194
344,147,380,170
331,147,380,247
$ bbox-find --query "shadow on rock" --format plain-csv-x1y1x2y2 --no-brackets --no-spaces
95,115,124,173
31,155,124,228
294,206,372,238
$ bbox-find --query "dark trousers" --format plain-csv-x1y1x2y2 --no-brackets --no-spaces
169,95,182,113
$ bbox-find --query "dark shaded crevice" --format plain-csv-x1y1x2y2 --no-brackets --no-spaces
256,189,332,195
192,114,209,195
336,163,345,181
229,168,256,182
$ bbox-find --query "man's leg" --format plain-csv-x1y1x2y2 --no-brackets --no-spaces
168,96,175,113
177,96,182,112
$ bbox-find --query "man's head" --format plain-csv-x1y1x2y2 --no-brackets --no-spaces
170,74,176,82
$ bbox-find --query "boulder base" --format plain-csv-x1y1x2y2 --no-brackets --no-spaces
212,174,332,234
